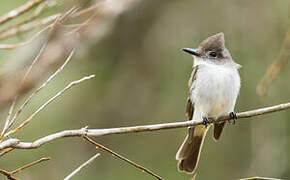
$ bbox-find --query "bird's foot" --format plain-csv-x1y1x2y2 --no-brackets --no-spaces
229,112,237,125
202,117,210,127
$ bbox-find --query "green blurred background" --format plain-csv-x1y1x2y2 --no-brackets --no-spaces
0,0,289,179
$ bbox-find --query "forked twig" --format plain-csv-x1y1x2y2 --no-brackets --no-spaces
63,153,100,180
11,157,50,174
5,74,95,137
0,169,18,180
0,42,48,141
0,157,50,180
83,136,164,180
4,50,75,137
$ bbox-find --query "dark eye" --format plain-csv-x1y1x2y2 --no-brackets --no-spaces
208,51,217,58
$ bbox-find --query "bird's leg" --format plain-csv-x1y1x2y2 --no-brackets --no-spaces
229,112,237,124
202,116,210,127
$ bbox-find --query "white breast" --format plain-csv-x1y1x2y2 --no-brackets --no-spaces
191,61,240,118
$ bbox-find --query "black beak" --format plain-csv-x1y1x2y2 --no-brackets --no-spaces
182,48,201,57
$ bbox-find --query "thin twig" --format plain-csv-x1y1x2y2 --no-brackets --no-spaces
0,7,78,49
5,50,75,136
72,3,102,18
4,74,96,137
0,148,14,157
0,0,44,25
0,102,289,150
0,157,50,180
0,24,52,49
65,13,96,35
0,1,136,108
83,136,164,180
0,42,48,141
11,157,50,174
0,14,60,40
63,153,100,180
0,3,46,36
0,169,18,180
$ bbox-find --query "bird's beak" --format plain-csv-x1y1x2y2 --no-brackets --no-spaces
182,48,201,57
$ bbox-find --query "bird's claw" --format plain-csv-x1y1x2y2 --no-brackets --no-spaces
229,112,237,125
202,117,210,127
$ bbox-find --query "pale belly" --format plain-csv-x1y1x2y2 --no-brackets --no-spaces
191,64,240,118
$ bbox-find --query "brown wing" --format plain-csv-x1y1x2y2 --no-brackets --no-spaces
186,65,199,120
186,66,199,142
176,65,207,174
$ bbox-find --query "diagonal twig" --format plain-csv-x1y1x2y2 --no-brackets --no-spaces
0,24,52,49
83,135,164,180
11,157,50,174
0,0,45,25
0,6,79,50
0,148,14,157
4,74,95,137
0,42,48,142
0,3,46,37
63,153,100,180
0,14,61,40
0,157,50,180
4,50,75,136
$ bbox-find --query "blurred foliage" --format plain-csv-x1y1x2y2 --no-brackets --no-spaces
0,0,290,180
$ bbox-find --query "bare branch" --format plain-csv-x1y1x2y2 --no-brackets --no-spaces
5,49,74,136
0,148,14,157
0,157,50,180
0,0,44,25
0,169,18,180
0,3,46,38
63,153,100,180
11,157,50,174
0,102,289,150
4,74,95,137
0,0,138,108
0,14,60,40
0,42,48,141
84,136,164,180
0,24,52,49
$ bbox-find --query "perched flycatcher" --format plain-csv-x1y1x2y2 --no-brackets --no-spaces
176,32,241,174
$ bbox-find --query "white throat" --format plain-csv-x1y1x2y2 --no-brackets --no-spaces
193,56,241,69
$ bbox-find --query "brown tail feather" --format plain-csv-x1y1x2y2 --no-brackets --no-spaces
213,122,226,141
176,125,207,174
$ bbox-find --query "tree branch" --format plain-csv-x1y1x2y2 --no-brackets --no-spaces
0,157,50,180
83,136,164,180
0,102,289,150
0,0,44,25
63,153,100,180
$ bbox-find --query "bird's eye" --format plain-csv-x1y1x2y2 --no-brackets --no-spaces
208,51,217,58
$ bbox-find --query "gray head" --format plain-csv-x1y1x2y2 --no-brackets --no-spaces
182,32,233,63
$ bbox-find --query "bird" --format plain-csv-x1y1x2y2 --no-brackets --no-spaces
176,32,241,174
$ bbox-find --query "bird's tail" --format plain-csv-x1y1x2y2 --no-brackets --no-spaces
176,125,208,174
